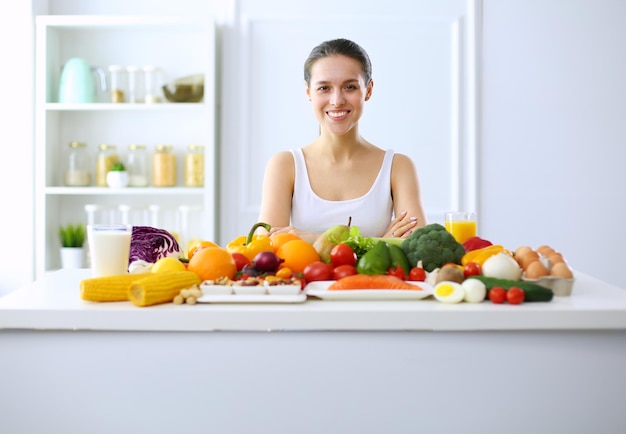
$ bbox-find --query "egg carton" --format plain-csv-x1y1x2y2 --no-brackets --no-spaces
522,275,575,297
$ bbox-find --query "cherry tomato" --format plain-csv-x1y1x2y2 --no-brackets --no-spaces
303,261,333,283
408,267,426,282
388,266,405,280
330,243,357,267
332,264,358,280
275,266,293,279
231,252,250,271
463,262,481,277
488,286,506,304
506,286,525,305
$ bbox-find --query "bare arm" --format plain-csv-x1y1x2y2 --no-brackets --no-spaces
258,151,295,229
257,151,320,243
385,153,427,238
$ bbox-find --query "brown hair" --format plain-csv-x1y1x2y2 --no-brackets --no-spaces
304,38,372,87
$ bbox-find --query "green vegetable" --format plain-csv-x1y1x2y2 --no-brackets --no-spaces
389,244,410,275
401,223,465,272
110,162,126,171
469,276,554,302
59,223,86,248
356,241,391,275
342,226,376,260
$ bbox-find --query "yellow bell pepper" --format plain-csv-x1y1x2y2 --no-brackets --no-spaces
462,244,510,267
226,222,272,261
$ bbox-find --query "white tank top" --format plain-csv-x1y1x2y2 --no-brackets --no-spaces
290,148,394,237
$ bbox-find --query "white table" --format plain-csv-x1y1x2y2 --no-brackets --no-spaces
1,269,626,434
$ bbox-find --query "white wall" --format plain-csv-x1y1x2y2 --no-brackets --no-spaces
0,2,35,295
1,0,625,294
481,0,626,288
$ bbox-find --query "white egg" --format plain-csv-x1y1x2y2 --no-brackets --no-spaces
433,281,465,304
461,278,487,303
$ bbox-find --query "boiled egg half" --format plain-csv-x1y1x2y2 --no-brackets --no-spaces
433,281,465,304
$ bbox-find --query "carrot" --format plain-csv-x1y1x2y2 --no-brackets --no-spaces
327,274,421,290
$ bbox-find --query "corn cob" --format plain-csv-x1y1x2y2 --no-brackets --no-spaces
80,273,152,302
128,271,201,307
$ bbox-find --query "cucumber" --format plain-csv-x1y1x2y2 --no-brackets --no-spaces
468,276,554,302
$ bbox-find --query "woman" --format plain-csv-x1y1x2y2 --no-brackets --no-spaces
258,38,427,243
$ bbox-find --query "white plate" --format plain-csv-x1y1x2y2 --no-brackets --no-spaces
197,292,307,304
305,281,433,301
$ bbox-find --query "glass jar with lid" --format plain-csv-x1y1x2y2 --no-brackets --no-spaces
152,144,176,187
95,144,120,187
64,141,91,186
143,65,162,104
184,145,204,187
126,144,149,187
108,65,126,103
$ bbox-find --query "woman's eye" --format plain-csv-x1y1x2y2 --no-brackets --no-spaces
317,86,329,91
345,85,358,91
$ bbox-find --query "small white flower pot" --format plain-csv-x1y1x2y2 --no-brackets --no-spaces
60,247,85,269
106,171,129,188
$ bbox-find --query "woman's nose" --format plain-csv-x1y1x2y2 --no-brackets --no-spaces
329,90,345,106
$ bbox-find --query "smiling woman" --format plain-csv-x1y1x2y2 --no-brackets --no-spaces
258,38,427,244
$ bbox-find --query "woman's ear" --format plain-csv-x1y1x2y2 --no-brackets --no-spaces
365,79,374,101
305,81,311,101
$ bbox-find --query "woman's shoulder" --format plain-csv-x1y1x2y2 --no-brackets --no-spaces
267,150,296,166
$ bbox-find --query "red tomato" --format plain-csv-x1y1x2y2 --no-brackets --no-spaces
408,267,426,282
231,252,250,271
388,266,405,280
303,261,333,283
332,264,358,280
330,243,357,267
506,286,525,305
463,262,481,277
488,286,506,304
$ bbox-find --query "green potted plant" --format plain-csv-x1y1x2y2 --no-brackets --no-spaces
106,162,129,188
59,223,86,269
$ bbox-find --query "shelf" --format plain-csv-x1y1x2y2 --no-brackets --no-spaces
36,15,209,29
34,13,216,278
45,103,206,111
45,187,205,196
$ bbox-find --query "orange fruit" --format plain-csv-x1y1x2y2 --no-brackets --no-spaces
276,240,320,274
187,240,220,261
269,233,301,253
187,246,237,281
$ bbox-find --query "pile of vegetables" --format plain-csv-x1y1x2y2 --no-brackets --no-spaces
128,226,182,273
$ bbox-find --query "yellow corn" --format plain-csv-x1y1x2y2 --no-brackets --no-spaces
80,273,152,302
128,271,201,307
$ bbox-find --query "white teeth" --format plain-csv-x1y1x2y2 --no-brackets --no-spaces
328,111,347,118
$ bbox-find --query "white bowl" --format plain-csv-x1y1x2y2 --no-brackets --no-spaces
233,285,266,295
265,283,302,296
200,283,233,295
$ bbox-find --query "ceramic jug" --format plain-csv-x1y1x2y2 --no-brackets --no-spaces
58,58,106,103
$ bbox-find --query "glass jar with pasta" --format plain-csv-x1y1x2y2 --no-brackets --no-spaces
184,144,204,187
152,144,176,187
95,144,119,187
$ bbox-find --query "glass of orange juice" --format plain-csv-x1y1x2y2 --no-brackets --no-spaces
444,212,477,244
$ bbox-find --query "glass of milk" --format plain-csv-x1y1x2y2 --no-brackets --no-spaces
87,224,133,277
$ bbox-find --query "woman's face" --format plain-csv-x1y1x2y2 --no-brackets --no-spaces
306,55,372,136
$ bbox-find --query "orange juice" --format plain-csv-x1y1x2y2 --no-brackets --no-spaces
444,212,477,244
445,220,476,244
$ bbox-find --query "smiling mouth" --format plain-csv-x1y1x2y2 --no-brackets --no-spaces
327,110,349,119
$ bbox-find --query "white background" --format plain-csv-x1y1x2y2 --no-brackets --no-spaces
1,0,625,294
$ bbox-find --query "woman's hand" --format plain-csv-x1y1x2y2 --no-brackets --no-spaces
268,226,319,244
384,211,418,239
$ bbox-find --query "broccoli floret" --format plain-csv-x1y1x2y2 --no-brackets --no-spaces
401,223,465,272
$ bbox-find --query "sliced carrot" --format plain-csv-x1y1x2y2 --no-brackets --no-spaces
328,274,421,290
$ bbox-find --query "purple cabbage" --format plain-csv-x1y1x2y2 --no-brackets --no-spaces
129,226,181,265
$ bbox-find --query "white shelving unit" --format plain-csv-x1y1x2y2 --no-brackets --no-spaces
34,15,216,277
